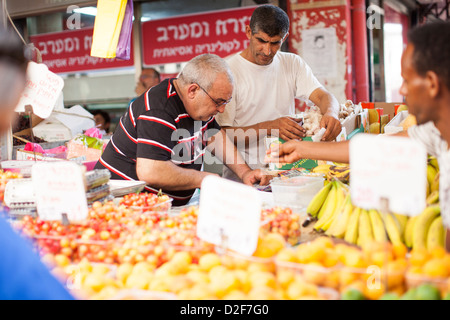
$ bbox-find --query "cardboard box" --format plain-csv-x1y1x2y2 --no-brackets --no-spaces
374,102,401,119
16,149,64,161
384,110,409,135
32,105,95,142
265,136,318,171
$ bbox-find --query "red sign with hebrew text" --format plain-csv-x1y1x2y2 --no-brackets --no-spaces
142,6,256,66
29,27,134,74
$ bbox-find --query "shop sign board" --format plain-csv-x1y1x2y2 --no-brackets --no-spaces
197,175,262,256
142,6,256,66
29,27,134,74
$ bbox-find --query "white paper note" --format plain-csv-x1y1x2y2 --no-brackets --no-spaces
15,62,64,119
197,176,262,256
350,134,427,216
32,161,88,221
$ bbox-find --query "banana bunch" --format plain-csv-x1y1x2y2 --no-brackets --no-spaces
404,205,444,251
326,201,408,248
306,180,347,220
311,164,350,184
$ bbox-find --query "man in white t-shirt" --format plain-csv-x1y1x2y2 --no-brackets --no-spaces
215,5,342,181
266,21,450,250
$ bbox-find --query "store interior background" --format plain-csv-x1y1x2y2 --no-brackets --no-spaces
7,0,449,175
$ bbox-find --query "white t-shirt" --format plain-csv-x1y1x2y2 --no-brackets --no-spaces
216,51,323,181
409,122,450,228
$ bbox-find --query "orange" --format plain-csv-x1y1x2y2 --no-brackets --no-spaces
409,249,430,267
363,282,386,300
313,236,335,249
276,248,297,263
338,268,361,288
423,258,449,278
392,243,408,259
302,262,327,286
430,247,447,259
386,261,407,289
323,249,340,268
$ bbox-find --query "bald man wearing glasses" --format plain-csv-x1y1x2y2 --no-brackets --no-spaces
96,54,271,206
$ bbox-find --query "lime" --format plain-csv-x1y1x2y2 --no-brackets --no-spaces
341,288,365,300
415,284,441,300
443,292,450,300
379,293,399,300
400,288,417,300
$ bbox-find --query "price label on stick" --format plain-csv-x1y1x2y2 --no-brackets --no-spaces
197,176,262,256
32,161,88,221
350,135,427,216
15,62,64,119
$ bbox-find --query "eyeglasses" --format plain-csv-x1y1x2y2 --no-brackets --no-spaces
196,83,232,108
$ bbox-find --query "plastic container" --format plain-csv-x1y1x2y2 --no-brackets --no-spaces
270,176,325,211
108,179,146,198
84,169,111,190
405,274,448,293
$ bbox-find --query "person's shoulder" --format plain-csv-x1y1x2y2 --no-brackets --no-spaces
277,51,305,65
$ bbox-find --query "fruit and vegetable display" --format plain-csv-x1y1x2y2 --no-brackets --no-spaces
2,142,448,300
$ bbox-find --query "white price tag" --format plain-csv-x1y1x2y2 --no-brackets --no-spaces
197,176,262,256
350,134,427,216
15,62,64,119
32,161,88,221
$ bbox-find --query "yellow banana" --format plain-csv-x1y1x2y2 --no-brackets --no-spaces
427,216,445,250
430,172,440,194
404,215,418,248
314,182,342,231
427,164,438,188
369,209,388,243
382,212,404,247
344,207,361,245
357,209,374,247
312,164,332,174
326,196,353,238
306,182,333,217
321,188,348,231
393,213,409,239
412,205,441,250
426,190,439,206
316,182,337,221
426,180,431,198
428,156,439,172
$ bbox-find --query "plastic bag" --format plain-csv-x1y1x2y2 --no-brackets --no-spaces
90,0,128,59
116,0,133,60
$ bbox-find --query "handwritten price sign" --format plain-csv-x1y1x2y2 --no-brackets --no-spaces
197,176,262,256
15,62,64,119
350,134,427,216
32,161,88,221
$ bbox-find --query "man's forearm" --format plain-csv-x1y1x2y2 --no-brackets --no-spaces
310,88,340,118
136,158,210,190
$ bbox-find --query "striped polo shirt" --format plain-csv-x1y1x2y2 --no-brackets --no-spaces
95,78,221,206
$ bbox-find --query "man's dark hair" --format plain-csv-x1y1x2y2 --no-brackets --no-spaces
0,28,28,74
143,67,161,82
249,5,290,38
408,21,450,90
